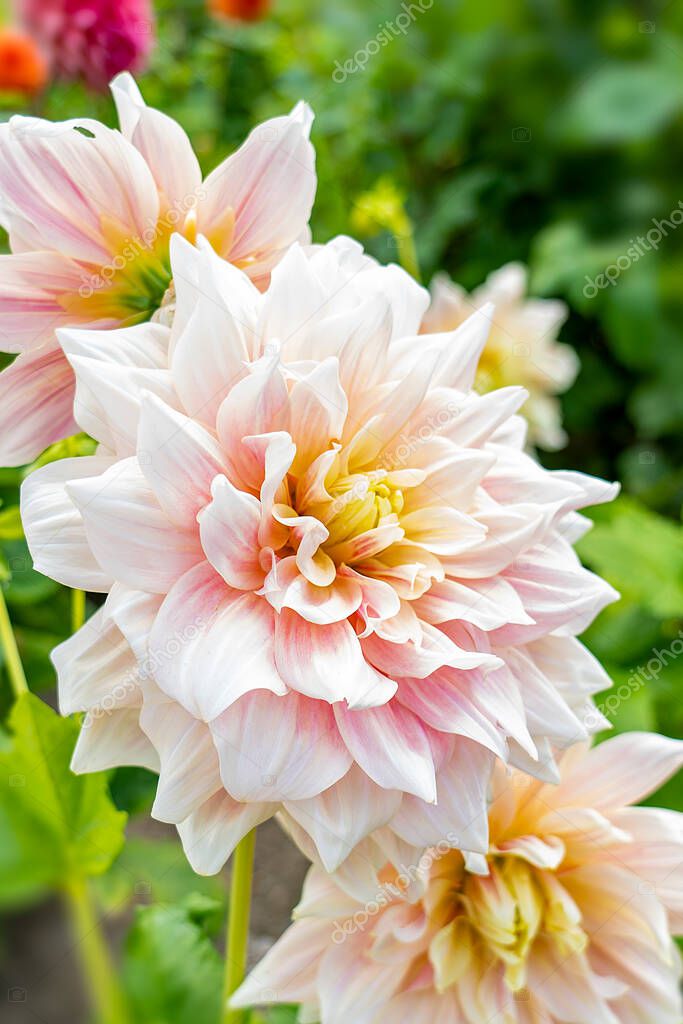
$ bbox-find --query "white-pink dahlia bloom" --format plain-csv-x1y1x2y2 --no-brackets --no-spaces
422,264,578,450
22,235,619,874
234,732,683,1024
0,73,315,464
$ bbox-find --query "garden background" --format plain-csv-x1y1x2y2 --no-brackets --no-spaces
1,0,683,1021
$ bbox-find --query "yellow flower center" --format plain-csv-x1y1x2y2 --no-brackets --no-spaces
427,852,587,995
324,471,405,547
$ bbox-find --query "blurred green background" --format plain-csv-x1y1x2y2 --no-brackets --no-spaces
1,0,683,1021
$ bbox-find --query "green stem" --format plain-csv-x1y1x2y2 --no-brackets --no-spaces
394,224,421,282
64,877,130,1024
71,589,86,633
221,830,257,1024
0,585,28,698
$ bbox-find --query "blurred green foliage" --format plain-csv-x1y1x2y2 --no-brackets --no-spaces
1,0,683,1020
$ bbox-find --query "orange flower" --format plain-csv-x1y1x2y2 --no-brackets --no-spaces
209,0,271,22
0,28,47,95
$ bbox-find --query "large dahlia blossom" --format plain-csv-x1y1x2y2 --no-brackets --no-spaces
22,236,618,874
234,733,683,1024
0,73,315,464
18,0,154,91
422,264,578,450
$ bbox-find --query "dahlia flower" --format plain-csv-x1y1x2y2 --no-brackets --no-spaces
422,264,578,450
0,73,315,464
234,732,683,1024
22,235,618,875
17,0,154,91
0,27,48,95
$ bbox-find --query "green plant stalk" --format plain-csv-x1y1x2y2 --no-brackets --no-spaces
221,830,257,1024
0,585,28,698
65,877,130,1024
2,582,128,1024
71,588,86,633
394,220,421,282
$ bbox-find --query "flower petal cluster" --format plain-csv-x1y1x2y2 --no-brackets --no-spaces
233,732,683,1024
423,264,578,450
22,234,618,875
18,0,154,90
0,74,315,465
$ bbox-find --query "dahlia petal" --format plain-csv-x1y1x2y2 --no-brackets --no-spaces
395,674,508,759
231,918,330,1010
177,790,275,876
609,808,683,918
444,503,548,578
317,932,405,1024
334,701,436,803
21,455,115,591
288,358,348,474
71,707,159,774
0,251,85,354
63,348,178,455
168,233,261,360
339,565,401,633
0,344,77,466
391,739,492,853
138,392,228,529
111,72,202,205
265,557,362,624
252,431,296,547
216,354,290,490
361,622,500,678
198,102,316,275
528,939,621,1024
58,320,170,370
414,575,534,629
272,507,335,586
274,609,396,708
403,447,495,512
445,385,527,448
150,561,286,720
555,732,683,812
211,690,352,802
400,506,486,557
105,583,162,662
491,834,565,870
501,647,587,747
52,601,138,715
138,684,222,823
284,765,402,872
0,114,159,263
198,475,264,590
67,457,202,593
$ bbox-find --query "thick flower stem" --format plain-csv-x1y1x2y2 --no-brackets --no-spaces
222,830,257,1024
64,877,130,1024
71,588,86,633
0,585,28,698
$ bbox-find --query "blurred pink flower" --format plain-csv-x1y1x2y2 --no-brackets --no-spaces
22,236,619,875
234,732,683,1024
18,0,154,90
0,74,316,464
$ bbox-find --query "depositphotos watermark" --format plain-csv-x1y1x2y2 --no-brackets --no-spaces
331,833,459,944
584,629,683,731
332,0,434,83
582,201,683,298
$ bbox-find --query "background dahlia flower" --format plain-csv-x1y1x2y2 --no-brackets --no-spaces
422,263,579,450
234,732,683,1024
0,27,48,95
22,235,619,875
17,0,154,91
0,73,315,464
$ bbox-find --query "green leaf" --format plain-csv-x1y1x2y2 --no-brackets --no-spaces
0,506,23,541
0,694,127,906
557,63,683,144
578,497,683,619
95,837,226,917
123,904,223,1024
